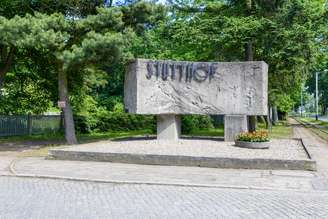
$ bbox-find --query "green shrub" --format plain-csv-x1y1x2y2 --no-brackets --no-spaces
75,111,156,133
181,115,214,134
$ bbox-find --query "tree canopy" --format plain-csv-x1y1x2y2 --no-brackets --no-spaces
0,0,326,143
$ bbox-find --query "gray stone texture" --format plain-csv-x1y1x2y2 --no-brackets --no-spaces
224,115,248,141
48,139,316,171
124,59,268,115
235,140,270,149
157,114,181,140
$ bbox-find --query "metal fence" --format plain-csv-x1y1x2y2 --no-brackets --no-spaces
0,115,62,137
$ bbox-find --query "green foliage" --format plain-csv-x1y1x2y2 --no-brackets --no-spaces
148,0,327,112
0,0,327,134
181,115,214,134
121,1,166,34
275,94,294,113
61,31,124,70
0,56,54,114
0,0,103,18
75,111,156,134
0,13,69,49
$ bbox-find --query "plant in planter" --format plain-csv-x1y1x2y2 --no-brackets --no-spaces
235,130,270,149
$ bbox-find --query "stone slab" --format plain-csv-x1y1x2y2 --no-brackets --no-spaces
124,59,268,115
157,114,181,140
48,139,316,171
224,115,248,141
10,157,316,191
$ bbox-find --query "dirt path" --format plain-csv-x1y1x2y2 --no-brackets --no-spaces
290,118,328,178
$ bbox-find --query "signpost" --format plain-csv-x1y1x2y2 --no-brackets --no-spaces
58,101,66,108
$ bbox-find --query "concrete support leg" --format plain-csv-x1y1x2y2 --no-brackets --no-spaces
157,114,181,140
224,115,248,142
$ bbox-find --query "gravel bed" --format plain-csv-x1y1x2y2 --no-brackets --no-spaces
56,139,309,160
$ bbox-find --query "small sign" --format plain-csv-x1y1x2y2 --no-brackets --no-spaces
58,101,66,108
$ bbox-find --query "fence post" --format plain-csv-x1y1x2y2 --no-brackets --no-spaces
27,113,32,135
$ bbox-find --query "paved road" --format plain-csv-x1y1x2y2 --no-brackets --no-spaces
319,116,328,122
1,176,328,219
1,119,327,218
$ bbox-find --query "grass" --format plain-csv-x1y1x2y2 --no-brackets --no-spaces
187,122,291,139
0,129,155,157
78,129,154,143
296,117,328,129
0,129,154,145
258,121,292,139
188,128,224,137
0,120,293,149
0,132,64,143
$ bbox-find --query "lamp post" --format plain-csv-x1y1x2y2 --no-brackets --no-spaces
316,72,319,120
300,84,303,117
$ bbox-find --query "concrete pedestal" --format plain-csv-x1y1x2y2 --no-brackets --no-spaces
157,115,181,140
224,115,248,142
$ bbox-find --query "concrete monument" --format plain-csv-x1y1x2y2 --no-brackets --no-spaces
124,59,268,141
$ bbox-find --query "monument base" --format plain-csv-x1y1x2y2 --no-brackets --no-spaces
224,115,248,142
48,139,316,171
157,114,181,140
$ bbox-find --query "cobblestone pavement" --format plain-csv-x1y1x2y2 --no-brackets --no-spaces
1,176,328,219
0,118,325,192
0,119,328,218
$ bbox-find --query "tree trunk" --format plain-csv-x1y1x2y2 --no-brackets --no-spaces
58,64,77,145
245,41,253,61
263,115,268,128
258,115,265,124
0,73,3,93
268,106,272,129
248,116,257,132
272,106,278,125
245,41,257,132
0,46,15,95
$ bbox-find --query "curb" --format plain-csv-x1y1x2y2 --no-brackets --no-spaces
292,137,313,160
0,171,316,193
48,148,317,171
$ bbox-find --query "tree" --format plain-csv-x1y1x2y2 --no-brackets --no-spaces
148,0,326,123
52,8,126,144
0,8,127,144
0,0,104,92
0,13,67,92
0,0,103,18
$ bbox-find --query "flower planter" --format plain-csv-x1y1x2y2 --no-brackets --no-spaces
234,140,270,149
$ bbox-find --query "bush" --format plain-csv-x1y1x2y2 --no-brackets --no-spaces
75,111,156,133
236,130,269,142
74,98,215,134
75,111,216,134
181,115,214,134
96,112,156,132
